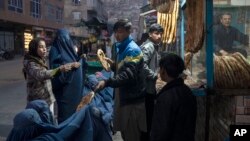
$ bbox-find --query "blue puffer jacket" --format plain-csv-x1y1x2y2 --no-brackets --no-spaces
105,36,145,106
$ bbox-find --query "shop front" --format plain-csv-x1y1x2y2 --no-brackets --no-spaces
151,0,250,140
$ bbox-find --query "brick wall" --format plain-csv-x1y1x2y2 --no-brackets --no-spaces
209,95,235,141
235,96,250,124
195,94,250,141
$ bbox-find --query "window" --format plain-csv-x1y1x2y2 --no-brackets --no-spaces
73,12,81,20
8,0,23,13
56,7,63,23
0,0,4,9
46,4,55,21
72,0,81,5
87,0,93,7
30,0,41,18
45,4,63,23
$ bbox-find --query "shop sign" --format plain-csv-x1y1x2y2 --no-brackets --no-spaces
24,32,33,50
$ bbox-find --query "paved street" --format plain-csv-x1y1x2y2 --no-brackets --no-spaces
0,56,26,140
0,56,122,141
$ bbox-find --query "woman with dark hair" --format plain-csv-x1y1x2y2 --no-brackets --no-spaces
150,53,197,141
23,38,73,118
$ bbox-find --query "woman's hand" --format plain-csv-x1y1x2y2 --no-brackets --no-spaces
59,64,72,72
71,62,81,68
94,80,106,92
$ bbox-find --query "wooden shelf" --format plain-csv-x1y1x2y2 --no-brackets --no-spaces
214,89,250,96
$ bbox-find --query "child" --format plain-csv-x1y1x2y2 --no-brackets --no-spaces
23,38,79,117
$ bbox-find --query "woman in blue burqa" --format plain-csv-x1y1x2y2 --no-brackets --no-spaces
49,29,85,123
7,100,94,141
7,71,114,141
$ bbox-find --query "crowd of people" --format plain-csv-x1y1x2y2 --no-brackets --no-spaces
8,19,198,141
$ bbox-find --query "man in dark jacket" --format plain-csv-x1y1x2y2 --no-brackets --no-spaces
214,12,249,57
140,23,163,140
150,53,197,141
95,19,146,141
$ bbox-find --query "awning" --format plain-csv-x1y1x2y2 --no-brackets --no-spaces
150,0,175,13
86,17,106,27
74,19,87,27
140,9,157,16
151,0,167,7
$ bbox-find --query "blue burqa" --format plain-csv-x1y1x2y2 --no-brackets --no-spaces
7,71,114,141
7,109,59,141
7,103,94,141
83,71,114,141
7,71,113,141
26,100,55,125
49,29,84,123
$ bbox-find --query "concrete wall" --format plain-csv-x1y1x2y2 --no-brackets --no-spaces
231,0,250,6
104,0,145,41
64,0,88,37
64,0,107,37
0,0,64,29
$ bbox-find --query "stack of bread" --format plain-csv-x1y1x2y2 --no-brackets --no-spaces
214,52,250,89
151,0,175,13
157,0,179,44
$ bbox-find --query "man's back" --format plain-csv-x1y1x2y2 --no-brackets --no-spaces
151,78,197,141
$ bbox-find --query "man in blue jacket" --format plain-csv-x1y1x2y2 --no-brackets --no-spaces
95,19,146,141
